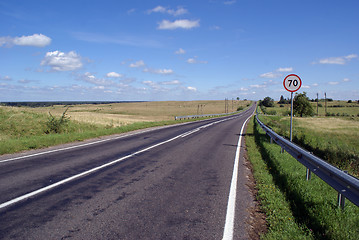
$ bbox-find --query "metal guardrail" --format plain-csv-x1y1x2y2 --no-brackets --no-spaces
255,114,359,208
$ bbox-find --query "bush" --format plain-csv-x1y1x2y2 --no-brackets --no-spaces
261,97,275,107
44,107,70,134
293,92,314,117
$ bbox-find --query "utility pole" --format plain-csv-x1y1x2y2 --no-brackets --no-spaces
225,98,229,113
325,92,327,115
316,93,319,116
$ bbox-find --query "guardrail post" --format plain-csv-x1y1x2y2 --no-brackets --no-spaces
337,171,348,209
280,147,284,154
270,137,273,144
306,168,311,181
338,191,346,209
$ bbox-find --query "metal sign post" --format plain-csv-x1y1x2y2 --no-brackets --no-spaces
283,74,302,142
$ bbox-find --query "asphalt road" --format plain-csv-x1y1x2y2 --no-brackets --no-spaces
0,105,256,240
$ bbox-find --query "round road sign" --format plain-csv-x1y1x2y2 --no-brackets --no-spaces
283,74,302,92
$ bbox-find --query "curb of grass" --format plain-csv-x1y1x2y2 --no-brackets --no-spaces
245,116,312,239
245,116,359,239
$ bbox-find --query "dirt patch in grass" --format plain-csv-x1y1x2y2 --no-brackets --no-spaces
243,137,268,239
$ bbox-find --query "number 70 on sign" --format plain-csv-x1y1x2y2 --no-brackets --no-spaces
283,74,302,92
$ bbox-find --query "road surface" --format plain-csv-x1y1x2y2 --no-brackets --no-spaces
0,105,256,239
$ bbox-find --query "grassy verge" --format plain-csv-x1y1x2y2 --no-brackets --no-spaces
0,104,252,155
257,114,359,177
245,116,359,239
0,120,173,155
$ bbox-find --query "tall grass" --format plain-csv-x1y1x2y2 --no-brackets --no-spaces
245,117,359,239
257,114,359,177
1,103,250,155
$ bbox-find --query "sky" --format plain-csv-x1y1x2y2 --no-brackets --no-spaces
0,0,358,102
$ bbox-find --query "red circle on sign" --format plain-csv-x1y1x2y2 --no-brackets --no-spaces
283,74,302,92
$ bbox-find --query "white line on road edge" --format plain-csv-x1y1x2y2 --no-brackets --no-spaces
0,116,236,210
0,134,182,210
222,113,252,240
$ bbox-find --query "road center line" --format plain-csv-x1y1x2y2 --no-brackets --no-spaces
0,116,232,164
222,114,252,240
0,117,234,210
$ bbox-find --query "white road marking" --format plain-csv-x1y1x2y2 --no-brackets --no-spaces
222,113,253,240
0,122,192,164
0,116,239,210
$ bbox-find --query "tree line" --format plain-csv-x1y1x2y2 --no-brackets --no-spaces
260,92,314,117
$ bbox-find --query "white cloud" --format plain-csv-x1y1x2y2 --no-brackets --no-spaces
302,85,310,89
186,57,208,64
316,54,358,65
162,80,181,85
277,67,293,72
345,54,357,60
328,81,339,85
312,83,319,87
93,86,105,90
0,36,13,47
158,19,200,30
0,75,12,81
106,72,122,78
259,72,282,78
186,86,197,91
129,60,145,68
143,68,174,75
175,48,186,54
41,50,83,71
211,25,221,30
250,84,266,88
127,8,136,15
187,58,196,64
148,6,188,16
80,72,114,86
14,34,51,47
149,6,166,14
343,78,350,82
0,34,51,47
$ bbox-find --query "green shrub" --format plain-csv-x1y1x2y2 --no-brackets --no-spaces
44,107,70,134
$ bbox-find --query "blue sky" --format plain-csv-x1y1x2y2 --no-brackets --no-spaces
0,0,358,101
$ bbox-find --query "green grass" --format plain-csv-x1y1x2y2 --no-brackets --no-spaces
270,101,359,118
257,114,359,177
245,117,359,239
0,104,252,155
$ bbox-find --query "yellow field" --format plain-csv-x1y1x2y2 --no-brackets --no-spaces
30,100,251,127
296,117,359,136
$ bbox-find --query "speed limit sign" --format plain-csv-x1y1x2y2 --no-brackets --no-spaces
283,74,302,92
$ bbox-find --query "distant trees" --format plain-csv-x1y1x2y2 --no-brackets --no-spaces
260,97,275,107
293,92,314,117
278,95,290,104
